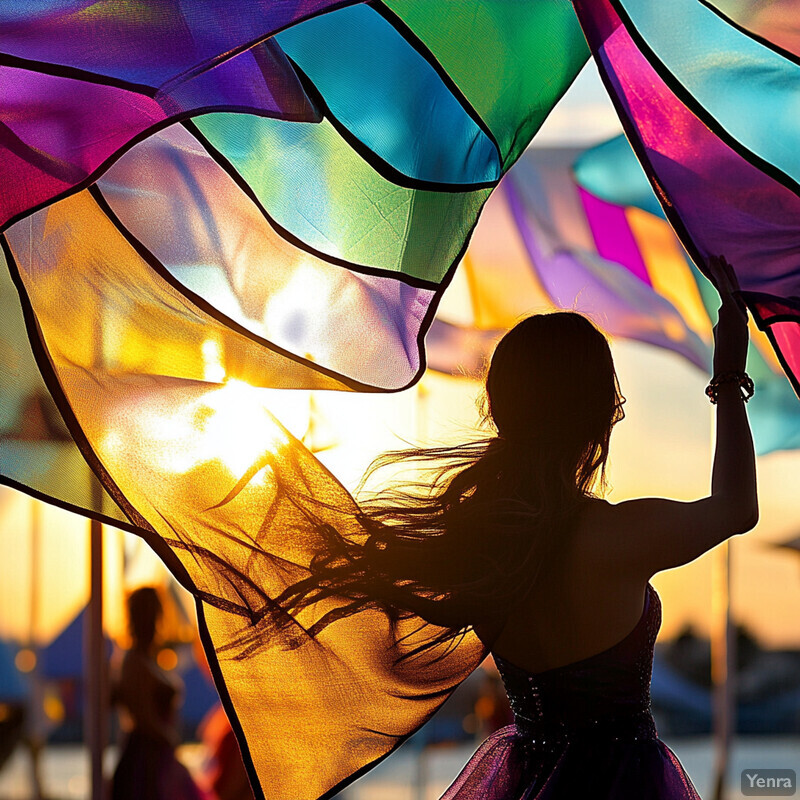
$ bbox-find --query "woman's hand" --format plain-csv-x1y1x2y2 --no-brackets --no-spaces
706,255,749,375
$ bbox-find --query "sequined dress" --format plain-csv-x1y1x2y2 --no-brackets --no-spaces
440,584,701,799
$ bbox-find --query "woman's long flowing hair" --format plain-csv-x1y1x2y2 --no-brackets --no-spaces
276,313,625,654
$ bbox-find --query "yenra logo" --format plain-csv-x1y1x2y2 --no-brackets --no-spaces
741,769,796,796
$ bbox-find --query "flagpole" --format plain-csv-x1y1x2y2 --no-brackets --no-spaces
29,499,44,800
86,306,108,800
86,511,106,800
710,539,735,800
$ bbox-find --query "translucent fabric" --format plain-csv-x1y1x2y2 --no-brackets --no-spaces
274,4,501,185
96,125,436,390
573,0,800,397
3,214,486,798
709,0,800,58
0,0,351,227
2,0,589,392
0,3,591,798
0,244,126,521
619,0,800,186
4,1,800,797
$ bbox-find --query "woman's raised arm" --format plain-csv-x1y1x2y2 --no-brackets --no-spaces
598,256,758,577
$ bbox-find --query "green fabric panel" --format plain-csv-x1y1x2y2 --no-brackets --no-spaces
194,114,491,284
382,0,590,168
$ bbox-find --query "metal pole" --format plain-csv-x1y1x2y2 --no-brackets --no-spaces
85,515,107,800
86,275,108,800
710,540,736,800
29,499,44,800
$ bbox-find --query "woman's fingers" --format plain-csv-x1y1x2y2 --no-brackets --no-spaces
707,255,747,314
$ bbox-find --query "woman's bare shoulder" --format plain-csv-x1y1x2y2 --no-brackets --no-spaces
575,491,755,577
571,497,652,578
572,497,618,544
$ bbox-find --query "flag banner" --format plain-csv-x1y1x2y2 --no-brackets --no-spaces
430,147,712,379
573,0,800,397
574,134,800,455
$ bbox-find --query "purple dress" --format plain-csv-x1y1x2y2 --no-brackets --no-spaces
441,584,700,799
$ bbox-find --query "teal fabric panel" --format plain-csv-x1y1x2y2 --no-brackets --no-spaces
618,0,800,188
277,5,500,185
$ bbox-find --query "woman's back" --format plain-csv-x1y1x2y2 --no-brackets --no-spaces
272,278,757,799
477,498,650,675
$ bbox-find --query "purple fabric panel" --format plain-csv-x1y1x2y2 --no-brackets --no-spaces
425,320,501,379
578,186,651,286
0,0,360,89
154,39,317,121
503,183,710,370
0,41,316,229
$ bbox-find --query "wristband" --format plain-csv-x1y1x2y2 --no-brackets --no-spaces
705,371,754,404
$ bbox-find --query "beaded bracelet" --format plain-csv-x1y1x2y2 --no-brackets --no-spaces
705,371,755,404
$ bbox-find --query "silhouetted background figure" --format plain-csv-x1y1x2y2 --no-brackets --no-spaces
111,587,206,800
278,256,757,798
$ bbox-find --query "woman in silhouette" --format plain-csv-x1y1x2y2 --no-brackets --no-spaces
111,587,207,800
278,255,756,798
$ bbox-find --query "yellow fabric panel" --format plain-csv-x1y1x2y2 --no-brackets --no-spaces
5,189,484,800
6,191,348,391
625,207,712,344
749,319,784,374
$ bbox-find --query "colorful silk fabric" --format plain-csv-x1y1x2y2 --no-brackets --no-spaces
573,0,800,398
574,135,800,455
1,3,590,798
431,146,712,376
3,2,800,798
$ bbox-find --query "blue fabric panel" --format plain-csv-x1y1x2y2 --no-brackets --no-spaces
277,4,501,185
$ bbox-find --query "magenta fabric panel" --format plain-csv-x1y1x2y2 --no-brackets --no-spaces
573,0,800,394
578,185,651,285
0,68,166,227
770,322,800,388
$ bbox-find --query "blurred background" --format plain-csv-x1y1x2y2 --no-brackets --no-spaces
1,62,799,800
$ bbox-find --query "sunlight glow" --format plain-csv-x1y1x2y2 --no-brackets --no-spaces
129,379,286,479
264,262,336,359
201,338,226,383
